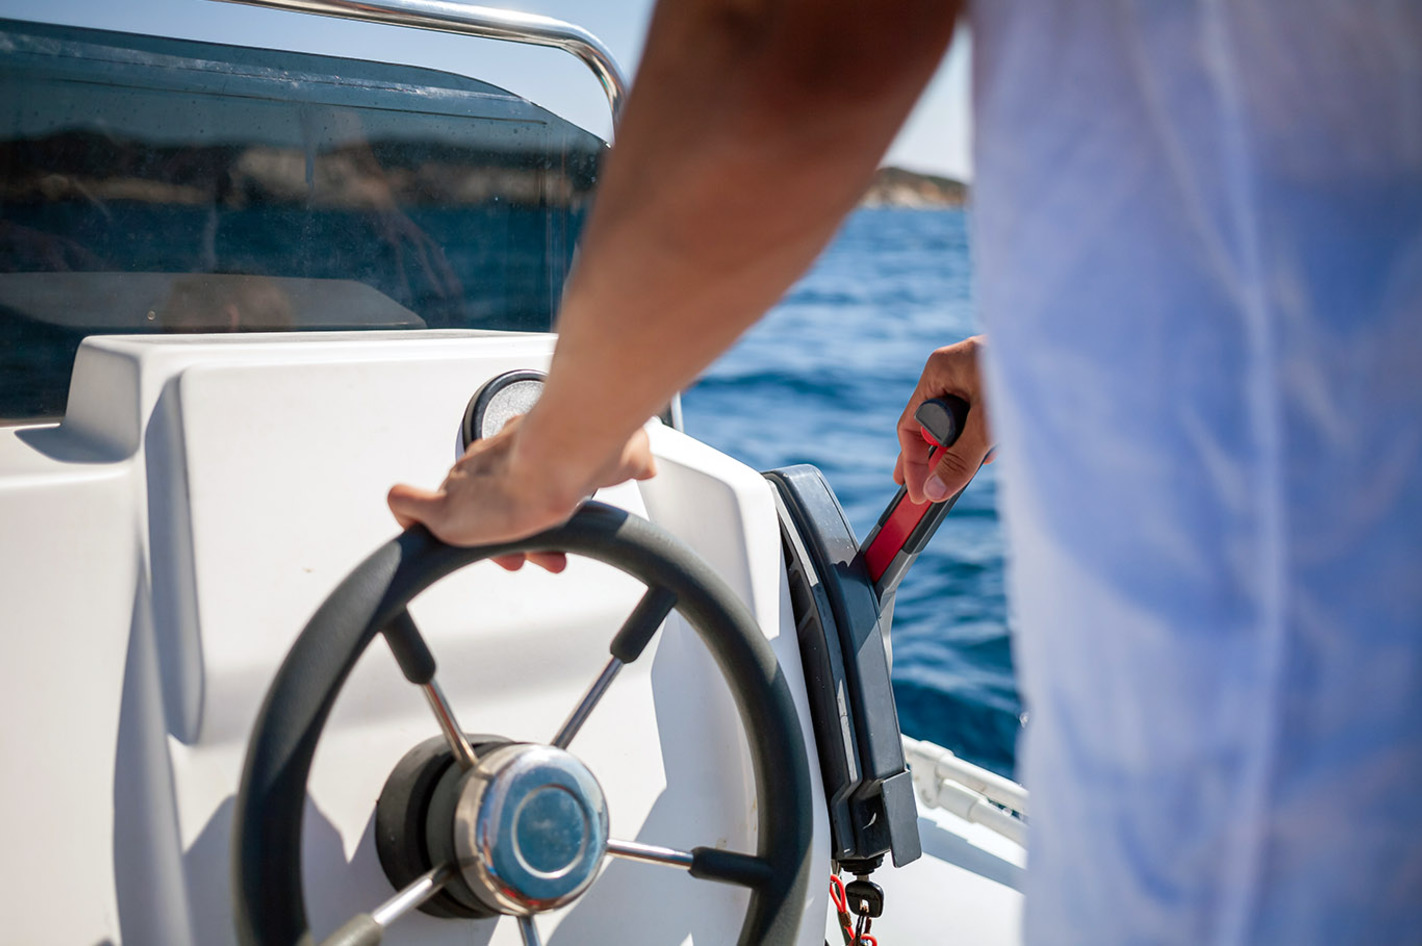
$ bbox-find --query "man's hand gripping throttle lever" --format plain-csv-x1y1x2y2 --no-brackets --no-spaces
862,395,977,605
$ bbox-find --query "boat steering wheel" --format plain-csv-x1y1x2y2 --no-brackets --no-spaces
232,502,815,946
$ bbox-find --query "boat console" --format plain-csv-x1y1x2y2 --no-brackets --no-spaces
0,9,1024,945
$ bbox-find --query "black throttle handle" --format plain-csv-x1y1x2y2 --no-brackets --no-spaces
912,395,970,450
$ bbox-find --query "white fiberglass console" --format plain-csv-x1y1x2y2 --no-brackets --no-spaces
1,328,832,944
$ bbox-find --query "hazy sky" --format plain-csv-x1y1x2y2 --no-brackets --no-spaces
0,0,974,180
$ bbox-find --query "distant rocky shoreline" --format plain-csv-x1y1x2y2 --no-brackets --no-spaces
3,134,967,213
860,166,968,209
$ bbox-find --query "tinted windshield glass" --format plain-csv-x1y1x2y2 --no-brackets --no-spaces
0,18,603,421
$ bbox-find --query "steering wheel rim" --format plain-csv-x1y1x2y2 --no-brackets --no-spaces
232,501,815,946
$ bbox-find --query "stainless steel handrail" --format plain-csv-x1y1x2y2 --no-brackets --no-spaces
211,0,628,123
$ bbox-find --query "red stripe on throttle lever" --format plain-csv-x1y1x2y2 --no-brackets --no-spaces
865,492,931,582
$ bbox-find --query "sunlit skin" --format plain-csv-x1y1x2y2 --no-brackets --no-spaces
893,336,995,504
388,0,969,562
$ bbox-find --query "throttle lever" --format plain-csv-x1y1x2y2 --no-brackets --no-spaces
860,395,973,605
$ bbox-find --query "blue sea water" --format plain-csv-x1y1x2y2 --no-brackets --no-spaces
681,208,1024,778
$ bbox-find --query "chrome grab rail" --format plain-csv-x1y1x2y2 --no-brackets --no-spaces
211,0,628,123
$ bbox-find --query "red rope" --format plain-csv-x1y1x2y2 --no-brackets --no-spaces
830,875,878,946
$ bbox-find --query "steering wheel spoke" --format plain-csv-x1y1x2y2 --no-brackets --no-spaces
421,677,479,770
551,656,623,749
517,915,543,946
319,865,453,946
381,609,480,769
551,585,676,748
608,585,677,664
605,838,694,869
605,839,773,889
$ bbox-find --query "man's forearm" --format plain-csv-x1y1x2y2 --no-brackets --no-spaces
515,0,960,501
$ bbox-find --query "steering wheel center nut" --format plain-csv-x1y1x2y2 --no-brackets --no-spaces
453,743,609,914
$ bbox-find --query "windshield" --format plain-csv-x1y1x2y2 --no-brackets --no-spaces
0,18,603,421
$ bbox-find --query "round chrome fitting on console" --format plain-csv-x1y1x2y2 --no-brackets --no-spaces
453,743,609,915
461,369,545,452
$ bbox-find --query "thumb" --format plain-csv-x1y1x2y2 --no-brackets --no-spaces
387,483,444,529
921,412,993,502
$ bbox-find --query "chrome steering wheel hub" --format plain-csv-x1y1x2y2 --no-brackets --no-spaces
453,743,609,915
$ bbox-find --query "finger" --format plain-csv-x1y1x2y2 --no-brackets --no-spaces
388,483,444,529
584,426,658,493
493,552,565,573
893,453,905,486
897,413,935,504
525,551,568,573
613,428,657,484
627,429,657,480
923,410,993,501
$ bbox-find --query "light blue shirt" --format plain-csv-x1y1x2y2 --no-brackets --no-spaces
970,2,1422,942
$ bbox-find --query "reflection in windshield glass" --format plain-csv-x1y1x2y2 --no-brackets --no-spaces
0,18,604,420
